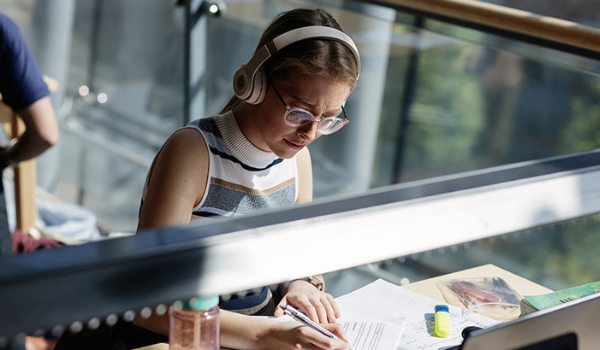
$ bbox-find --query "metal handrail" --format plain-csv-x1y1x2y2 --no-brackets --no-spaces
369,0,600,54
4,149,600,337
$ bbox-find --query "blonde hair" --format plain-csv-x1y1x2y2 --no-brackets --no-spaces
221,8,359,113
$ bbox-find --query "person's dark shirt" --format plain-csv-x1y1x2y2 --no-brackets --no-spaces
0,13,49,112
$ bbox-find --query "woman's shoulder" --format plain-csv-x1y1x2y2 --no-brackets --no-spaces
164,126,207,154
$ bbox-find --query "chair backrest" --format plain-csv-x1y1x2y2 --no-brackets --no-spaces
0,107,12,257
0,75,57,258
0,178,12,257
0,92,43,250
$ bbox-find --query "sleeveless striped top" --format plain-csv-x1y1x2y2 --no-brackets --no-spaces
141,111,299,222
186,111,298,220
141,111,299,315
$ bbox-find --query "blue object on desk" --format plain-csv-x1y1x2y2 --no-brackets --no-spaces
435,304,451,338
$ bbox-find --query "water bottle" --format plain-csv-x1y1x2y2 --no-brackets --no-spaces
169,295,220,350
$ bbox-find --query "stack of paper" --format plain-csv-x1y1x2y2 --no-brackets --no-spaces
334,279,500,350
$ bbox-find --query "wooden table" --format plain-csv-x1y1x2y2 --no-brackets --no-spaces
135,264,552,349
402,264,553,322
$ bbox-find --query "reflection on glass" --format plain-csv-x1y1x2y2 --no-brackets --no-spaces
2,0,600,292
326,213,600,297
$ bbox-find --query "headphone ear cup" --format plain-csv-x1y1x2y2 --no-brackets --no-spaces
235,26,360,104
244,66,267,105
233,65,251,100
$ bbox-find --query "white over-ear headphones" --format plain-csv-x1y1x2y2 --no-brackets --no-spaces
233,26,361,105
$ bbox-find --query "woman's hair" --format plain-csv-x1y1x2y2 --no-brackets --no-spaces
221,8,359,113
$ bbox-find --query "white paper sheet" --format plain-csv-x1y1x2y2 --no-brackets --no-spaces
338,316,404,350
334,279,501,350
277,313,404,350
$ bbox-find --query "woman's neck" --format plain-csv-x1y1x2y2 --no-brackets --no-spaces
231,103,269,153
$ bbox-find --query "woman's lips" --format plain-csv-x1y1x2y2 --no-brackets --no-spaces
285,139,305,150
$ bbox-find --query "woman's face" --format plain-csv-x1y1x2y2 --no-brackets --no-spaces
246,74,352,159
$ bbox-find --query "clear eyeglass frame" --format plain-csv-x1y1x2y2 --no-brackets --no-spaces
271,83,349,135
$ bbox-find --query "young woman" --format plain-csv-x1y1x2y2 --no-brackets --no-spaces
56,7,359,350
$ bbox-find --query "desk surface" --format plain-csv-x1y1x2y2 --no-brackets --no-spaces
402,264,553,322
137,264,552,349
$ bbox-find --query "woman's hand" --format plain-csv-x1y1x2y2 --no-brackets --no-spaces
274,279,341,323
257,319,349,350
220,309,349,350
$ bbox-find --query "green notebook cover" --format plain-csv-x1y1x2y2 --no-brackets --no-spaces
524,281,600,311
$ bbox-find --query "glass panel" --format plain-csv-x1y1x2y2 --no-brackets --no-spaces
326,214,600,297
193,0,600,298
197,0,600,198
1,0,186,233
372,16,600,186
2,0,600,333
6,0,600,231
58,0,185,232
199,1,397,196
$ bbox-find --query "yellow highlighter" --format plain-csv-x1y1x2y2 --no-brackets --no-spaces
434,304,451,338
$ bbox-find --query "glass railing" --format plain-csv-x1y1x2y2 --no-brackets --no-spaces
184,0,600,290
6,0,600,231
3,149,600,338
191,0,600,195
2,0,600,342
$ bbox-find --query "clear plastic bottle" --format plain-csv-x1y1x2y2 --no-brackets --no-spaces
169,295,220,350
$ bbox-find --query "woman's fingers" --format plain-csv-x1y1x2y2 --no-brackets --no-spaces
258,318,350,350
285,280,341,323
296,323,350,350
324,293,341,323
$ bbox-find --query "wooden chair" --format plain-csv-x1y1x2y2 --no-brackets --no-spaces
0,76,58,248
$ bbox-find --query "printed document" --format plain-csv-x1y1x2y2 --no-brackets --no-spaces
278,311,404,350
334,279,501,349
337,316,404,350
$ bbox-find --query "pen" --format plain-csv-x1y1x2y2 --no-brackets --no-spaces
280,304,353,350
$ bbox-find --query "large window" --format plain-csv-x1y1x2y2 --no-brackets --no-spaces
2,0,600,297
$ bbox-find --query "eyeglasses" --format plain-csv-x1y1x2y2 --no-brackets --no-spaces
271,83,349,135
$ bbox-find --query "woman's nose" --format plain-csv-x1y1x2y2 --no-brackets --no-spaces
298,120,319,140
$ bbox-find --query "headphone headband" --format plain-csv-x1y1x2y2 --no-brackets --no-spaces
233,26,361,105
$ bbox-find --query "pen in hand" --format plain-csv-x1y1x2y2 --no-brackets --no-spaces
280,304,353,350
